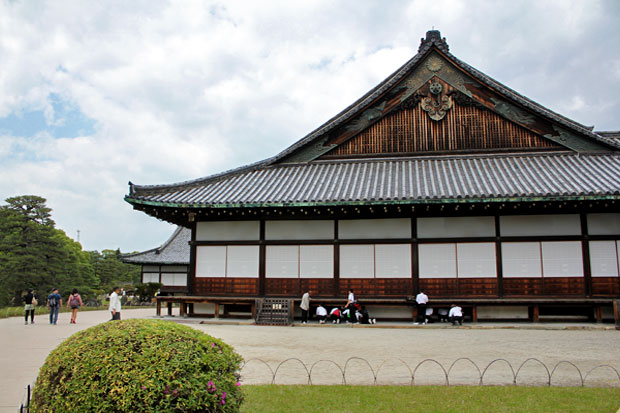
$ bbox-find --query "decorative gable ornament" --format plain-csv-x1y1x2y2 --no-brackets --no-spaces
421,80,453,121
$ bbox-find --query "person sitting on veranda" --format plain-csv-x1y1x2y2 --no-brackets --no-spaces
342,307,356,324
424,307,435,323
448,304,464,326
329,307,342,324
438,308,449,323
356,305,376,325
316,303,328,324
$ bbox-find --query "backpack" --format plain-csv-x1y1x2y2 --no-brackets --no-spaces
48,294,58,307
69,294,77,307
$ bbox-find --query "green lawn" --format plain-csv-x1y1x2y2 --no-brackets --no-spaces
241,385,620,412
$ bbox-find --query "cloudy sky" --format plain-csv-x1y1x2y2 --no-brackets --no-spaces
1,0,619,252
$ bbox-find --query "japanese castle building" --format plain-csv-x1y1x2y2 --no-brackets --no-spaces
125,31,620,321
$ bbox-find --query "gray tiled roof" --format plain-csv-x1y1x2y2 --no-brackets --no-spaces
122,226,190,264
127,153,620,207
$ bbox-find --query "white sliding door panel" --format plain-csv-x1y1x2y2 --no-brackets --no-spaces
340,245,375,278
501,242,542,278
375,244,411,278
266,246,299,278
195,246,227,277
500,215,581,236
300,245,333,278
541,241,583,277
339,219,411,239
172,273,187,286
457,243,497,278
266,220,334,240
589,241,619,277
162,273,186,286
143,273,160,283
417,217,495,238
587,213,620,235
226,246,259,278
196,221,260,241
418,244,456,279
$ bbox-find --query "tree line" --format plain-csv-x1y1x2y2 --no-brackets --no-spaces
0,195,141,306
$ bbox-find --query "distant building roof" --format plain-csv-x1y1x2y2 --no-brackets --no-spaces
122,226,190,265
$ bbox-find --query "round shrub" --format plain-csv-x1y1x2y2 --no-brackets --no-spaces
31,319,244,412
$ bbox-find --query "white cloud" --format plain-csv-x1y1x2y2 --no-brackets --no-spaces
0,0,619,252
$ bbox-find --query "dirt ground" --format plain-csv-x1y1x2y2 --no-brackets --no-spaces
1,309,619,412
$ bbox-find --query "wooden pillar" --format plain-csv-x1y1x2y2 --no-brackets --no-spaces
156,299,162,316
259,220,266,296
580,214,592,297
614,300,620,330
595,306,602,323
412,217,419,296
334,220,339,297
188,222,197,295
472,305,478,322
167,302,173,316
532,305,539,322
179,302,186,317
495,215,503,298
214,303,220,319
189,303,195,316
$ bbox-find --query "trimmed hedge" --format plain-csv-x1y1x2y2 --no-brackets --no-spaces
31,319,244,412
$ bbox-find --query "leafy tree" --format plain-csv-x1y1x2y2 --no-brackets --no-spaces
0,195,143,307
0,196,66,305
88,249,141,294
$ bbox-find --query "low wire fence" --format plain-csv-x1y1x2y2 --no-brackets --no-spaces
239,357,620,387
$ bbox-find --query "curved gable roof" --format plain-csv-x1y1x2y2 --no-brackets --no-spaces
121,226,190,265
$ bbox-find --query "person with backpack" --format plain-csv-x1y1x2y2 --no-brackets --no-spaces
67,288,83,324
47,288,62,325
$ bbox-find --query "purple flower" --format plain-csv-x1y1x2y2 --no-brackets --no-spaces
141,386,146,390
163,388,170,395
235,382,241,387
207,380,217,392
222,392,227,399
211,343,215,348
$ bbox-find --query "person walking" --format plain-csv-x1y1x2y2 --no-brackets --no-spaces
67,288,83,324
109,286,122,321
414,290,428,325
300,290,311,324
344,289,357,323
47,288,62,325
23,289,37,325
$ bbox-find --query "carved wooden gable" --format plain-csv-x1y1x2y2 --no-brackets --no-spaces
320,52,564,158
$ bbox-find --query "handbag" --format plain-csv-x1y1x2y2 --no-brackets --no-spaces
32,297,38,306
